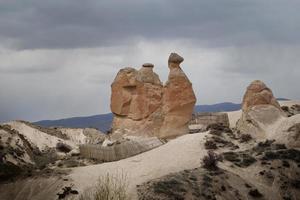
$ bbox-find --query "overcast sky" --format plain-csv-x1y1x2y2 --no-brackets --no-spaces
1,0,300,122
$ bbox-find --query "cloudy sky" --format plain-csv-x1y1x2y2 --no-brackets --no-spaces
0,0,300,122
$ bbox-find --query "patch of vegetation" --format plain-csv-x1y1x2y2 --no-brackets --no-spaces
281,106,289,112
282,160,290,168
57,186,79,199
253,140,286,155
0,162,23,181
204,140,217,150
223,151,256,167
78,172,130,200
291,179,300,189
239,134,252,143
33,149,58,169
56,142,72,153
202,151,222,170
248,189,263,198
262,149,300,163
61,159,85,168
152,178,186,200
210,136,239,150
189,129,204,134
206,123,232,136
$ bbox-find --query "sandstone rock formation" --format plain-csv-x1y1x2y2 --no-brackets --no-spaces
159,53,197,138
241,80,281,112
110,53,196,139
111,64,163,121
111,64,164,136
237,80,284,138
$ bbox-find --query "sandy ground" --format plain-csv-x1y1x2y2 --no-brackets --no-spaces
0,177,64,200
68,132,209,199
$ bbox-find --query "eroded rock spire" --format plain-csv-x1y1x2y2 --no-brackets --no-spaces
110,53,196,139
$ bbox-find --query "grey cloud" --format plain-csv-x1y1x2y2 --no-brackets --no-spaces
0,66,61,74
1,0,300,49
220,45,300,75
0,1,300,123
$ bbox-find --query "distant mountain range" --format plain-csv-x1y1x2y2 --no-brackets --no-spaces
34,99,290,132
194,102,241,113
34,102,241,132
35,113,114,133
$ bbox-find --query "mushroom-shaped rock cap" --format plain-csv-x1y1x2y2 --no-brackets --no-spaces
168,53,184,64
142,63,154,68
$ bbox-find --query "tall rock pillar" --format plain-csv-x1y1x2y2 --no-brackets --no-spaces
159,53,197,138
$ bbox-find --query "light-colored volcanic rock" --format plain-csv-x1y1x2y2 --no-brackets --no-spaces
0,121,106,182
241,80,281,112
68,132,209,199
237,105,285,139
237,80,285,138
227,100,300,148
271,114,300,148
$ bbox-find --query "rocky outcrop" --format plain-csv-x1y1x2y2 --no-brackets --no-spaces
110,53,196,139
111,64,164,136
0,121,107,182
241,80,281,112
159,53,197,138
272,115,300,148
237,81,300,147
237,80,284,138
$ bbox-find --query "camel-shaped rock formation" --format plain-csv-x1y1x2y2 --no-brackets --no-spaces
110,53,196,139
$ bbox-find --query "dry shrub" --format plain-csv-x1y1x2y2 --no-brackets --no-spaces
239,134,252,143
78,172,130,200
56,142,72,153
204,140,217,150
202,151,221,170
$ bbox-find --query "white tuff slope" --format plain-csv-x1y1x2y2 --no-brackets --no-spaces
68,132,209,199
6,121,74,151
4,121,105,151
